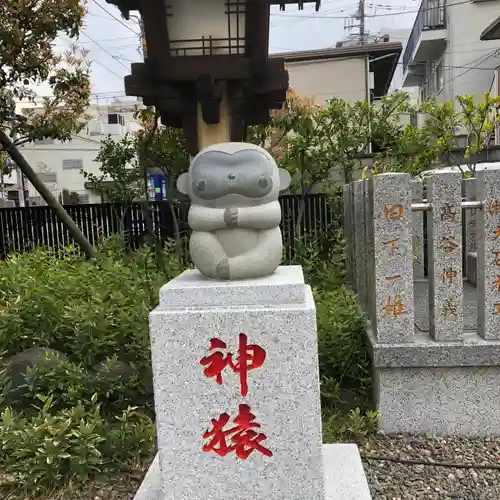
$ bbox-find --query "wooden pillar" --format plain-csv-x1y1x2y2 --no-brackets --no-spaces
196,85,232,150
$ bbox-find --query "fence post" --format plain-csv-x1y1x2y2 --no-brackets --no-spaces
367,173,414,343
342,184,353,285
352,181,364,294
477,168,500,340
426,171,463,341
362,179,371,311
412,179,425,279
463,178,478,280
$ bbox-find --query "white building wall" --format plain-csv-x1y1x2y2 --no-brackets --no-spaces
20,137,103,204
425,1,500,102
287,57,368,105
17,101,142,205
441,1,500,101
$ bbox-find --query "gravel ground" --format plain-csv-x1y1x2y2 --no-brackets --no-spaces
360,433,500,500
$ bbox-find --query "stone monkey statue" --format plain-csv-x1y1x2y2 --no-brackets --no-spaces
176,142,291,280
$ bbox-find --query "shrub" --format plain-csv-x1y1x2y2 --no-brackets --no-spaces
0,239,177,491
0,238,182,364
0,395,155,491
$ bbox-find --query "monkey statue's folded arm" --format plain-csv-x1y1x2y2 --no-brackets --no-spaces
222,227,283,281
236,201,281,230
188,205,227,231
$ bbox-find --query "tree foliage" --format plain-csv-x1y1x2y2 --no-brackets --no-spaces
85,134,143,203
0,0,91,147
86,107,190,203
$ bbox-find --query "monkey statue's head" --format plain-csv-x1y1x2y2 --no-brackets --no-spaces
176,142,291,208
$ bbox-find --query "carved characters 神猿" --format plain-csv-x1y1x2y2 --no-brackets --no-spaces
176,142,291,280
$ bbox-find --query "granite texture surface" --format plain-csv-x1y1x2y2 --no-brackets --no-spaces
411,180,425,279
134,446,372,500
149,266,325,500
159,266,305,308
375,365,500,436
476,169,500,340
467,252,478,286
368,173,414,343
463,178,478,279
133,454,163,500
353,181,364,294
367,325,500,367
414,280,477,333
426,171,464,341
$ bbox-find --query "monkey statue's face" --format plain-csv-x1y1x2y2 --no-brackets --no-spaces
176,142,291,208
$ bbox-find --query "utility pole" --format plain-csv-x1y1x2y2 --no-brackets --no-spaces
344,0,367,44
359,0,365,43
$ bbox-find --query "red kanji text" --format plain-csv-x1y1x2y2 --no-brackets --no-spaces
200,333,266,397
203,404,273,459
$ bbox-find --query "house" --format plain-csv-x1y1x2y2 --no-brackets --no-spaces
18,102,142,206
270,39,403,106
402,0,500,102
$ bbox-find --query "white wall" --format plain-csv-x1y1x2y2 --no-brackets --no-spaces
287,56,368,106
439,1,500,101
17,101,142,205
20,136,103,204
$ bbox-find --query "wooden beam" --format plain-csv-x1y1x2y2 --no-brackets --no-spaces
139,0,170,65
130,56,253,82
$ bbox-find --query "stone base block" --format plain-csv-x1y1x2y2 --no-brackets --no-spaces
467,251,477,285
368,327,500,436
133,445,372,500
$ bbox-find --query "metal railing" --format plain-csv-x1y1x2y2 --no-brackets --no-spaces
402,0,446,73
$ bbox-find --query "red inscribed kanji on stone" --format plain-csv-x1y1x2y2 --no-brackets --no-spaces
202,404,273,459
199,333,266,397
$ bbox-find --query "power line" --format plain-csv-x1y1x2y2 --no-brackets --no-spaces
77,36,137,44
90,0,140,35
270,0,473,19
80,31,130,71
442,49,500,87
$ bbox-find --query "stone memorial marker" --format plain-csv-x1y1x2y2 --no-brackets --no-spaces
132,143,372,500
426,171,463,341
477,168,500,340
366,173,414,343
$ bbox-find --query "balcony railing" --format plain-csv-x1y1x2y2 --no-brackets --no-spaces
402,0,446,73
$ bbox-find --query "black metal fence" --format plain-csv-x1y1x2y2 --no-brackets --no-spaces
0,194,338,261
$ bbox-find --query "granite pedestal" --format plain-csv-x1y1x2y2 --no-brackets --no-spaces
141,266,371,500
134,445,372,500
368,280,500,436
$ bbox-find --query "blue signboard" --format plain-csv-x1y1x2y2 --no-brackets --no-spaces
148,173,168,201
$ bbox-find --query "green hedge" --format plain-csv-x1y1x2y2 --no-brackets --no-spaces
0,225,374,492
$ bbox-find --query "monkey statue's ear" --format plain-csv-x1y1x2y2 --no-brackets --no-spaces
176,172,189,195
279,168,291,192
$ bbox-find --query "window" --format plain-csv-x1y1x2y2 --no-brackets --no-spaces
78,193,90,204
62,158,83,170
435,60,444,94
108,113,125,126
38,172,57,183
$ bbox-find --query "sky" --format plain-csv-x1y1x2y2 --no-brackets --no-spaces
58,0,421,104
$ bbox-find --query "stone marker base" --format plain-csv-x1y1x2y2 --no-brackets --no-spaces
467,251,477,285
368,327,500,436
133,444,372,500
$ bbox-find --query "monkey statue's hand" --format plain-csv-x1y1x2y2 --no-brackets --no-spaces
216,258,230,280
224,207,239,228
